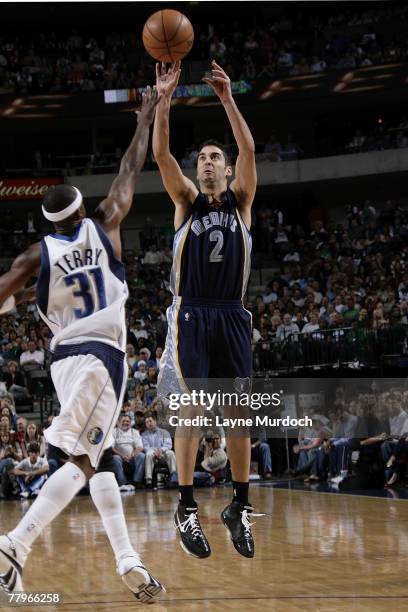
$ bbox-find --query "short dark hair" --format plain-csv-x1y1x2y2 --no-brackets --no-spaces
198,140,231,166
27,442,40,454
42,184,79,215
145,412,157,421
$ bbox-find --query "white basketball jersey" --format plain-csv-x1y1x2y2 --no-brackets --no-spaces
36,218,128,352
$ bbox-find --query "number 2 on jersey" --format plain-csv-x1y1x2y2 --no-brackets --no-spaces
64,267,107,318
209,230,224,262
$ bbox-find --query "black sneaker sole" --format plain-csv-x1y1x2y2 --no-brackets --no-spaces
133,580,165,603
173,516,211,559
122,566,165,603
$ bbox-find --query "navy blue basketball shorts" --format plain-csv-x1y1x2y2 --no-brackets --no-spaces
158,297,253,397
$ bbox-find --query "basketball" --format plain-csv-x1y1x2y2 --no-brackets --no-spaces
142,9,194,63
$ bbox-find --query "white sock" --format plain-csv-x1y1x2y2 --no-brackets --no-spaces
9,462,87,559
89,471,136,565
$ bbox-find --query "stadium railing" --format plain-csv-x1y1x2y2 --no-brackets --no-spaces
252,324,408,374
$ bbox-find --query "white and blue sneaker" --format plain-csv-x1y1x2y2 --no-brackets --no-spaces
0,535,26,594
117,555,165,604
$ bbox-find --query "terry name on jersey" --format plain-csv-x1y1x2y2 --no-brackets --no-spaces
54,248,103,275
191,211,237,236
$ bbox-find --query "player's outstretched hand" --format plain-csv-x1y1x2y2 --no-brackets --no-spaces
202,60,232,103
155,61,181,99
136,86,161,125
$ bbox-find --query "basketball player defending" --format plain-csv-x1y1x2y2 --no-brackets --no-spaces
0,88,165,602
154,62,257,558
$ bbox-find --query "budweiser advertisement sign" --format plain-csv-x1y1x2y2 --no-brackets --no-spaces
0,178,63,200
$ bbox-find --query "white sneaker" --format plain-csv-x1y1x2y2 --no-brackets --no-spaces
329,475,345,485
117,555,165,604
119,485,135,493
0,535,25,593
20,491,30,499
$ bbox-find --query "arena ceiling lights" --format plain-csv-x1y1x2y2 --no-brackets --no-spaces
0,64,406,120
259,63,405,100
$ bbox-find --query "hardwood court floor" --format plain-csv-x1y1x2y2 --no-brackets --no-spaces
1,484,408,611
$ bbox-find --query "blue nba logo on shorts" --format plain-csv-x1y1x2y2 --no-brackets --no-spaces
87,427,103,445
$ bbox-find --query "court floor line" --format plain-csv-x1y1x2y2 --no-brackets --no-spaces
273,482,408,503
58,594,408,606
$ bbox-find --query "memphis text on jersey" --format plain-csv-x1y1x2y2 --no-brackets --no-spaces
191,211,237,236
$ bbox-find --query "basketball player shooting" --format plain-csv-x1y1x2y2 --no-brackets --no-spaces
0,87,165,602
154,61,258,559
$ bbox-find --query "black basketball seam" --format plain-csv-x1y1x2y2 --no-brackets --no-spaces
143,41,192,51
144,22,163,44
160,50,189,56
161,10,174,63
143,44,175,50
166,13,184,43
174,36,194,47
169,34,194,48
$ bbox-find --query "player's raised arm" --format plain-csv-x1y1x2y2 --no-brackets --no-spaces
0,243,41,314
153,62,198,225
203,61,256,226
95,86,160,247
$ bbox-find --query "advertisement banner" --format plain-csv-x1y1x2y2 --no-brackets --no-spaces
0,178,63,200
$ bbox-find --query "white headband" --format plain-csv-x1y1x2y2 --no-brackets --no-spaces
42,186,83,222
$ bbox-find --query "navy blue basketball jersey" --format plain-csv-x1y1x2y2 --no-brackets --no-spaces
170,189,252,300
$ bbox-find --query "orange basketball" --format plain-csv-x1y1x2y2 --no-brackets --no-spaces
142,9,194,63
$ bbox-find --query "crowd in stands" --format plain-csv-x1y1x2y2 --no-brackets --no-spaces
291,386,408,492
0,3,407,95
345,118,408,155
251,198,408,370
0,393,273,499
4,372,408,498
258,118,408,163
19,110,408,179
0,408,48,499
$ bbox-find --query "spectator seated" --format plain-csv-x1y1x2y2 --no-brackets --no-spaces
12,442,49,499
141,413,177,488
112,414,145,491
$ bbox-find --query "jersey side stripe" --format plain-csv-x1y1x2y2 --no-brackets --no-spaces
36,239,51,315
170,217,192,296
236,209,252,300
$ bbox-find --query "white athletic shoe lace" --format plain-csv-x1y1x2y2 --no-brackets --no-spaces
241,509,265,537
178,512,202,540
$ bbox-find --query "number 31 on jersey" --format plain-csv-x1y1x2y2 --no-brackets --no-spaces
63,266,107,318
